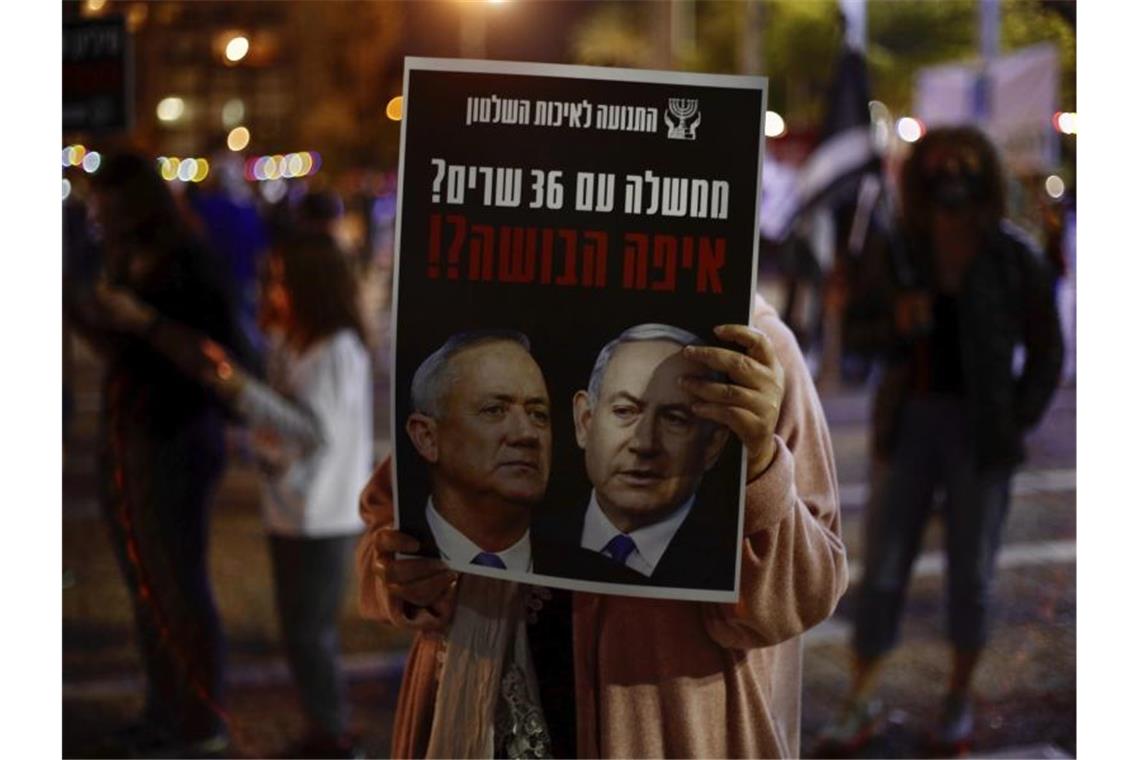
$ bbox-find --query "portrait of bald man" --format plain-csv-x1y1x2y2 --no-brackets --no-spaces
569,323,739,590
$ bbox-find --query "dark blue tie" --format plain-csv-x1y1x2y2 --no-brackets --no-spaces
471,551,507,570
602,534,637,565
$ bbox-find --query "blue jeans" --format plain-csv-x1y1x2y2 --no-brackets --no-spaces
854,396,1012,659
269,533,357,737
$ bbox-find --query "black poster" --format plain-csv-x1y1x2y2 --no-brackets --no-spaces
392,58,767,602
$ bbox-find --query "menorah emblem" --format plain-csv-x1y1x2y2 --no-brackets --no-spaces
665,98,701,140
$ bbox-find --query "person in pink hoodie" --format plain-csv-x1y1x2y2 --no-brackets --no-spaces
357,299,848,758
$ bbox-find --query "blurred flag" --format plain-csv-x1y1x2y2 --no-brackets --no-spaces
761,42,881,244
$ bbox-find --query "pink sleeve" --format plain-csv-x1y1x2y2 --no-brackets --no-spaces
356,457,453,630
701,312,849,649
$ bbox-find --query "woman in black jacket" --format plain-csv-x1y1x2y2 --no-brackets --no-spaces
818,127,1063,755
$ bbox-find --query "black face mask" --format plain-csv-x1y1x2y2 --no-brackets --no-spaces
931,177,973,209
926,168,983,210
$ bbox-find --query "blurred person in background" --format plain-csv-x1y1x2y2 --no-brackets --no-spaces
186,149,271,369
66,150,255,757
294,188,346,239
817,126,1063,756
98,230,373,759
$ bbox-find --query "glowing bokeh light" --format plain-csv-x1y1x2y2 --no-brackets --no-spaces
386,96,404,121
297,152,314,176
227,126,251,152
286,153,303,178
222,99,245,128
62,178,72,201
261,178,288,203
161,157,180,181
178,159,196,182
242,151,323,181
193,158,210,183
224,35,250,63
126,3,148,32
764,111,787,138
1045,175,1065,199
896,116,925,143
156,96,185,122
1057,112,1077,135
82,151,102,173
64,145,87,167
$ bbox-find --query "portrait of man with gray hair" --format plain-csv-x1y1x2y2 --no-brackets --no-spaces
402,329,552,575
570,323,738,589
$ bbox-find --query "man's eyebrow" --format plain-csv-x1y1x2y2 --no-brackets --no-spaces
607,391,645,406
658,402,695,415
482,393,549,405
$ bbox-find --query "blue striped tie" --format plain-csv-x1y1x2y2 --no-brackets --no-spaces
471,552,507,570
602,534,637,565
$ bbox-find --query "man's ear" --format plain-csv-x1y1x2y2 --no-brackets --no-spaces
406,413,439,463
572,391,593,449
701,425,731,473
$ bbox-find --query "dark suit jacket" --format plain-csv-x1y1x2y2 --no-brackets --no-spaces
532,535,648,585
553,493,738,593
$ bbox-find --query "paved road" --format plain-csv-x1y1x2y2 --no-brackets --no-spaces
62,336,1075,758
801,386,1075,759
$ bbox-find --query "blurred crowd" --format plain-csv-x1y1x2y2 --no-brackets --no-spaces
61,117,1070,758
63,148,384,758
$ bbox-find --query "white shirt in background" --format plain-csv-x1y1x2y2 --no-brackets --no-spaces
259,328,372,537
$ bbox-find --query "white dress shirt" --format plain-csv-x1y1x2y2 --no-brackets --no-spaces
579,490,695,577
257,329,372,537
425,497,533,572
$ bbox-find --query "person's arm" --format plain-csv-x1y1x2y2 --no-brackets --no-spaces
683,317,849,649
357,458,459,632
95,282,323,451
1010,234,1064,430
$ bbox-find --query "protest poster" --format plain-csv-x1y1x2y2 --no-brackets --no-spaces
391,58,767,602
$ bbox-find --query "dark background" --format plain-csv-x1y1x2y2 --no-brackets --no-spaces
393,62,765,594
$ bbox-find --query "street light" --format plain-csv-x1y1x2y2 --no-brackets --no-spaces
764,111,787,139
225,35,250,63
227,127,251,152
1045,175,1065,199
1053,111,1077,135
386,96,403,121
896,116,925,143
156,96,185,123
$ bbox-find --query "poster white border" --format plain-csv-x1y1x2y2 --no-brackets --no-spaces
390,56,768,604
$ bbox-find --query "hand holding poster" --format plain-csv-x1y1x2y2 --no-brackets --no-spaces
391,58,768,602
